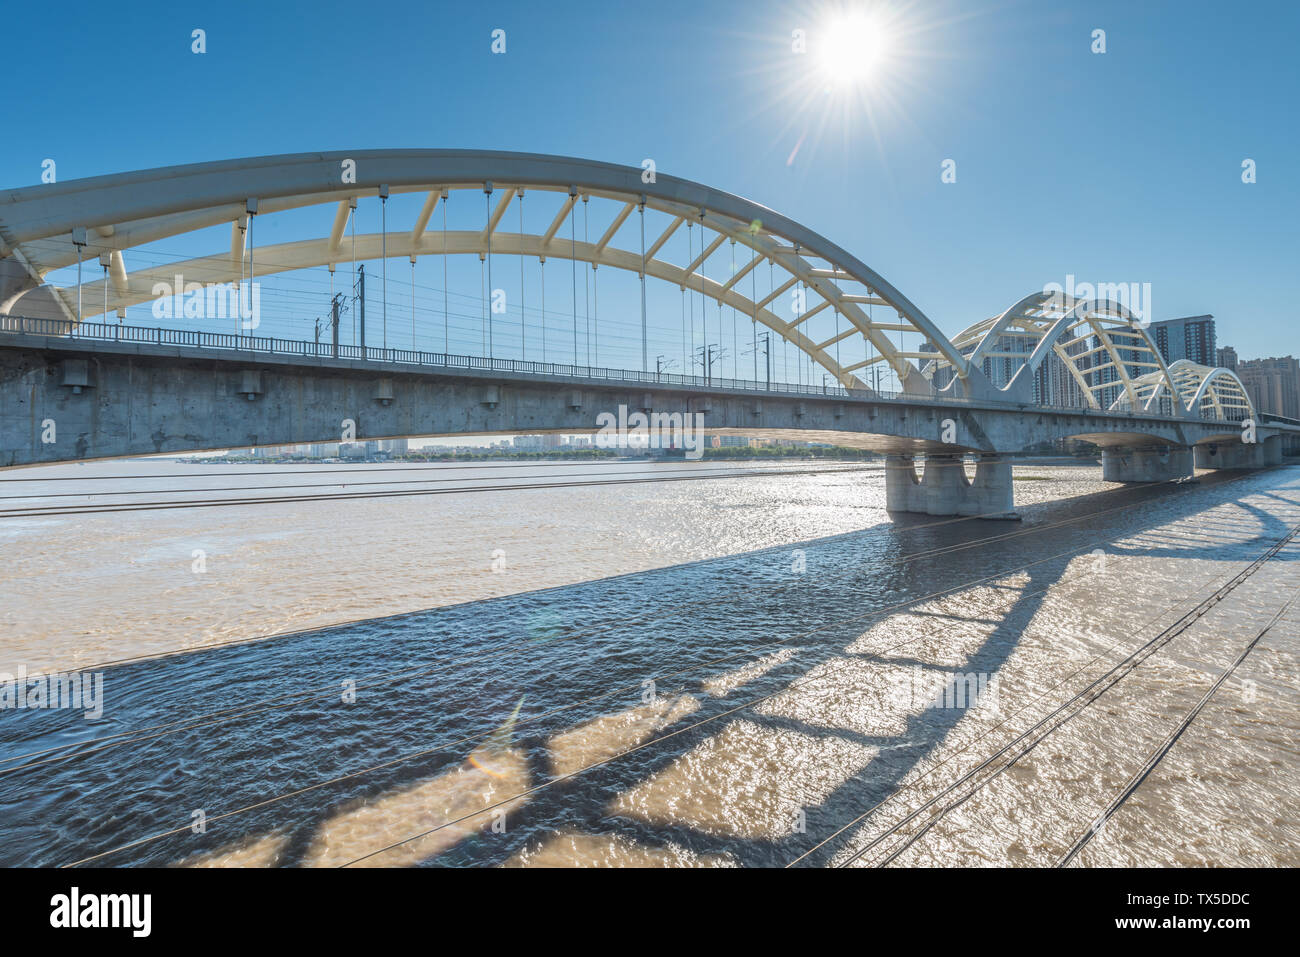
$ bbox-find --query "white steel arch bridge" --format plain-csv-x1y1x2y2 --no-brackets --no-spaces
1,149,970,395
922,289,1255,421
0,149,1254,422
2,150,1291,514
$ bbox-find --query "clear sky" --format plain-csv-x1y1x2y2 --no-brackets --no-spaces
4,0,1297,366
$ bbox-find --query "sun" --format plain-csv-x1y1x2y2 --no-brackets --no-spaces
818,13,893,87
735,0,928,171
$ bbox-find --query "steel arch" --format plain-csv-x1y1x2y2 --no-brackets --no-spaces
0,150,971,390
925,290,1180,411
1118,359,1255,421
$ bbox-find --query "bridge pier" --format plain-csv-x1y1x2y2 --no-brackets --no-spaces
885,454,1018,519
1101,446,1194,483
1195,436,1282,470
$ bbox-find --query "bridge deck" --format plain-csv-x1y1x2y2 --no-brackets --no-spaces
0,314,1265,427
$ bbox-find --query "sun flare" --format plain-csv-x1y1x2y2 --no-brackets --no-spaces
818,13,893,87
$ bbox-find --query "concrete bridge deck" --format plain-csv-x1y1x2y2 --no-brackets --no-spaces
1,322,1294,519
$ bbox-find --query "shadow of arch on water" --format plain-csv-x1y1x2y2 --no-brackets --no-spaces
419,468,1300,868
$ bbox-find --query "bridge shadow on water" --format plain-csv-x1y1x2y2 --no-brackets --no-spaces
0,467,1296,868
471,470,1300,869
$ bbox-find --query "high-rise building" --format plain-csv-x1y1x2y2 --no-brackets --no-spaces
1147,315,1216,366
1216,345,1238,371
1236,356,1300,419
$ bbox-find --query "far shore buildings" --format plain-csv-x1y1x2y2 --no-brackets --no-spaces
1235,356,1300,420
1139,316,1300,420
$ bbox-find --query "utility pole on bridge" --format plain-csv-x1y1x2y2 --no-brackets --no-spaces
756,331,772,391
696,344,725,384
355,264,366,352
330,293,344,358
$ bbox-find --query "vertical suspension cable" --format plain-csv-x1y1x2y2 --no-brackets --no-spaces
517,189,525,361
687,221,695,374
441,189,449,355
410,255,416,351
592,264,599,367
569,188,578,365
74,241,82,326
751,252,758,382
717,297,723,384
479,252,486,355
680,284,687,377
582,195,590,366
795,243,806,390
729,239,737,380
834,306,842,389
380,187,387,350
484,184,493,360
540,256,547,364
699,210,707,381
767,258,775,381
237,218,245,341
898,312,904,392
246,210,255,339
350,200,357,346
794,244,807,389
638,197,647,373
868,296,877,392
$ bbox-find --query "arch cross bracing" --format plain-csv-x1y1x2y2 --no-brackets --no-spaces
922,289,1181,412
1115,358,1255,421
0,150,972,391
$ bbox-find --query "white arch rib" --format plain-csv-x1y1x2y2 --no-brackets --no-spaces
0,150,973,389
928,291,1179,412
1121,358,1255,421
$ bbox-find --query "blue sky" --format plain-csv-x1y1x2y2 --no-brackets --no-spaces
4,0,1297,366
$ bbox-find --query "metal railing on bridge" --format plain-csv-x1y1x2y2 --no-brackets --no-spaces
0,313,1251,425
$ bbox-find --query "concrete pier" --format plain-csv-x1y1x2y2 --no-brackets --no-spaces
885,454,1018,519
1195,436,1283,470
1101,446,1195,483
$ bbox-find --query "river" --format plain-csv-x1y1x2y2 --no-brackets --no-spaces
0,458,1296,867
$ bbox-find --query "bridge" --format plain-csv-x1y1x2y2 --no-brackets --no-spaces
0,150,1293,517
